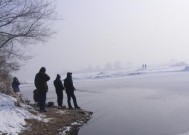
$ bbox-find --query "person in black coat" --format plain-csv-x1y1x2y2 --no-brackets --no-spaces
12,77,20,93
64,72,80,109
34,67,50,112
54,74,64,109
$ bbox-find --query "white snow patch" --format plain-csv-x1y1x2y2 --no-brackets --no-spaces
59,120,84,135
60,126,71,135
42,118,52,123
0,93,41,135
57,110,69,115
71,122,82,126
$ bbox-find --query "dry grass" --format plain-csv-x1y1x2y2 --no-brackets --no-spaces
20,106,92,135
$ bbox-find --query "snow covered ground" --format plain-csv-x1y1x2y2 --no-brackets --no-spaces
0,93,41,135
20,65,189,84
70,65,189,80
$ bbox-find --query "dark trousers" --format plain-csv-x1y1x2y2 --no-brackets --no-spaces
56,91,63,106
38,92,46,111
66,92,78,108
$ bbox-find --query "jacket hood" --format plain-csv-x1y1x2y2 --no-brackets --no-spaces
39,67,46,73
67,72,72,78
56,74,61,79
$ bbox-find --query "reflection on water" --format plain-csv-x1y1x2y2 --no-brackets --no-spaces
21,72,189,135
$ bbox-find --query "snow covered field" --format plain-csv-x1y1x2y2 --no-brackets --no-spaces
20,66,189,135
0,94,42,135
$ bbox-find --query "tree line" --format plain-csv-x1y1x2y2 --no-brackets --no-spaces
0,0,56,93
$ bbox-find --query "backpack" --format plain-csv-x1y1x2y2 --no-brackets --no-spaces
33,89,39,102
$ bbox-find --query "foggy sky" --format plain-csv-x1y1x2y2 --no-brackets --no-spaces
15,0,189,81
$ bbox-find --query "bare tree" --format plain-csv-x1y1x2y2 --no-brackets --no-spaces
0,0,56,68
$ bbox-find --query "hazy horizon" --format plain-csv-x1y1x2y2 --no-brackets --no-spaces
14,0,189,81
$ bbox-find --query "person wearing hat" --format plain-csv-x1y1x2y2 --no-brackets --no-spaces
34,67,50,112
64,72,80,109
54,74,64,109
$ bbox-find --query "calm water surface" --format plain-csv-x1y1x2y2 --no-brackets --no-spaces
21,72,189,135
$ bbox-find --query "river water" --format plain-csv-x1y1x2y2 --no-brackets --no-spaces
21,72,189,135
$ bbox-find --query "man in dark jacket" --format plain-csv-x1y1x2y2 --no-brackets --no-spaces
34,67,50,112
64,72,80,109
54,74,64,109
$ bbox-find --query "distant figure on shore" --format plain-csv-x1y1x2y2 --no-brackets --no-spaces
142,64,147,70
34,67,50,112
12,77,20,93
54,74,64,109
64,72,80,109
142,64,144,70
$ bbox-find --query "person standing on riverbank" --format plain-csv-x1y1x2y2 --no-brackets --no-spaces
64,72,80,109
54,74,64,109
34,67,50,112
12,77,20,93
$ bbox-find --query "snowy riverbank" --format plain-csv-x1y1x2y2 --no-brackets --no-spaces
0,93,92,135
0,93,40,134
